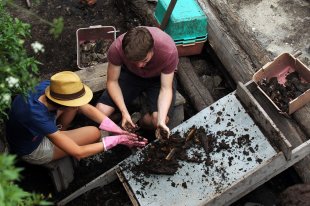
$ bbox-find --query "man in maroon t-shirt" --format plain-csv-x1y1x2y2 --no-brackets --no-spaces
96,26,179,139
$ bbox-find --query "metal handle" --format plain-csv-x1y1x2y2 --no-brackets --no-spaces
89,25,103,28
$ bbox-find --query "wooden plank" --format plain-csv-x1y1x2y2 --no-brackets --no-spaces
116,169,139,206
75,63,108,93
197,0,255,83
178,57,214,111
119,94,279,206
294,103,310,138
247,82,310,183
236,81,292,160
57,166,118,206
207,139,310,205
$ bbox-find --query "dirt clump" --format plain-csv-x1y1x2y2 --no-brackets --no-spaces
258,72,310,113
79,39,113,68
126,126,228,176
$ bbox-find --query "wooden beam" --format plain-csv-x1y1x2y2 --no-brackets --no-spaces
178,57,214,111
293,104,310,138
75,63,108,93
208,0,272,68
197,0,255,83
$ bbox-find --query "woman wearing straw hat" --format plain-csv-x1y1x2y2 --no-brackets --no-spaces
6,71,147,165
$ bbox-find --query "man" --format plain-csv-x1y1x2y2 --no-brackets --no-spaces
6,71,146,165
96,26,179,139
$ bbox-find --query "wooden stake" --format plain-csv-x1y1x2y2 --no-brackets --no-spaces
165,148,177,161
185,128,197,142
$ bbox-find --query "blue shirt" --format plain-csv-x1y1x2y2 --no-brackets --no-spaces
6,81,58,156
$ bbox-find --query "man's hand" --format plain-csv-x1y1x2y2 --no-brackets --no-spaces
102,135,147,150
121,112,138,132
155,124,170,140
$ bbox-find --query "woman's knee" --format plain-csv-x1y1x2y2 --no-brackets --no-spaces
88,126,101,138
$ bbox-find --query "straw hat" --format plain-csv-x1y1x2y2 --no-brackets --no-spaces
45,71,93,107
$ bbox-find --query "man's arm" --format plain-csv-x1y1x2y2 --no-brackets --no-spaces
106,62,134,128
106,62,128,114
157,72,174,127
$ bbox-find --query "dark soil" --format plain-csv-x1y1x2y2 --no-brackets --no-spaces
79,39,113,68
9,0,142,80
258,71,310,113
8,0,303,206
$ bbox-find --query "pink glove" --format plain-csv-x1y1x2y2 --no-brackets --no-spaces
99,117,124,134
102,135,147,151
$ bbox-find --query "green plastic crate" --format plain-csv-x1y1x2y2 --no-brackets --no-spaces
155,0,208,42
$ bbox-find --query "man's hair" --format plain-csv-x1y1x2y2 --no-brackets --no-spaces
122,27,154,61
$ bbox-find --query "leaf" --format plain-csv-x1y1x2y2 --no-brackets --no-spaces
0,184,4,201
49,17,64,38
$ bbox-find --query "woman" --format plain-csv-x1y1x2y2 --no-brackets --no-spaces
6,71,147,165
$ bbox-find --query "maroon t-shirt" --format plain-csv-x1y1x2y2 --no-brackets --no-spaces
107,27,179,78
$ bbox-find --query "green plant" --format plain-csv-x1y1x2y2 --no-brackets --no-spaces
0,2,62,205
0,2,40,121
0,154,51,206
0,1,63,121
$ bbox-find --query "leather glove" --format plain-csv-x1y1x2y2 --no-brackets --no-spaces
99,117,124,134
102,135,148,151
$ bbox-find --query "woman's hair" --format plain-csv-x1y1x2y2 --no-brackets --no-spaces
122,27,154,61
46,96,66,109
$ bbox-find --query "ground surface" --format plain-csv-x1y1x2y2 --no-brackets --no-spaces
8,0,305,205
228,0,310,66
9,0,141,80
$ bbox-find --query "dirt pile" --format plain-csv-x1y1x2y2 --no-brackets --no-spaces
125,124,262,177
79,39,113,68
258,72,310,113
132,127,206,175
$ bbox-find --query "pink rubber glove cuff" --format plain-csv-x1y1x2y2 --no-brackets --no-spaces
99,117,124,134
102,136,119,151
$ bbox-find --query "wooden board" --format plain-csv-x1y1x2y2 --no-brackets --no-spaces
236,81,292,160
245,81,310,182
119,94,278,206
75,63,108,93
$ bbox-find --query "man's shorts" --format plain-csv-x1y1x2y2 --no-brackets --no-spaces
98,67,177,118
21,137,54,165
